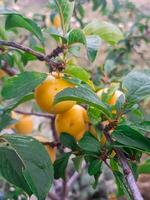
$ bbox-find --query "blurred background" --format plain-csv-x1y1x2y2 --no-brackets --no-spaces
0,0,150,199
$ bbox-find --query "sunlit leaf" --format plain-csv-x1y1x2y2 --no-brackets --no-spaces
84,20,124,45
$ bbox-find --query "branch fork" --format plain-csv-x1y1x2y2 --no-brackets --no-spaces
0,40,65,72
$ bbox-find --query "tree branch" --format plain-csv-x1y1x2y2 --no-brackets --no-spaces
1,61,18,76
67,163,86,190
116,149,143,200
100,124,143,200
67,171,79,189
1,65,18,76
0,40,45,60
0,40,65,71
62,175,67,200
47,192,60,200
14,110,62,147
14,110,54,119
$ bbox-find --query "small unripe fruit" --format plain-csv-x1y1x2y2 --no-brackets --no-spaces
97,88,124,105
90,121,113,145
55,105,89,141
90,125,106,145
0,69,6,79
110,150,116,158
14,115,33,135
35,74,75,114
53,14,61,29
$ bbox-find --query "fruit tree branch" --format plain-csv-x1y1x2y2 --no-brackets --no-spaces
1,65,18,76
14,110,54,119
62,174,67,200
47,192,60,200
0,40,65,71
67,171,79,189
0,40,45,60
1,61,18,76
116,149,143,200
100,124,143,200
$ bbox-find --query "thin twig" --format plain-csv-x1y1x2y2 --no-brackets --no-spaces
1,61,18,76
19,35,29,45
47,192,59,200
14,110,62,148
100,124,143,200
67,171,80,190
62,174,67,200
14,110,54,119
66,162,86,197
1,65,18,76
51,116,60,143
0,40,45,60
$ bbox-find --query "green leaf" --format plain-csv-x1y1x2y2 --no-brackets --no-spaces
54,86,111,118
86,35,101,62
138,159,150,174
64,65,90,82
115,94,126,112
110,160,131,198
77,4,85,18
69,45,80,57
84,20,124,45
129,162,138,179
0,134,53,200
54,152,71,179
5,93,34,113
85,156,102,188
1,71,47,100
122,71,150,102
127,108,144,123
0,145,32,195
63,75,82,85
135,121,150,133
50,33,67,44
21,52,37,66
78,132,101,153
113,125,150,153
104,59,116,75
88,159,102,176
60,133,78,151
0,113,17,131
72,155,84,172
3,54,14,67
87,106,101,125
114,171,131,199
92,0,107,11
54,0,75,33
0,27,7,40
5,14,44,44
68,29,86,45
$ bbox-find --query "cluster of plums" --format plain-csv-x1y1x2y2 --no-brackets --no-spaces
7,72,123,162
